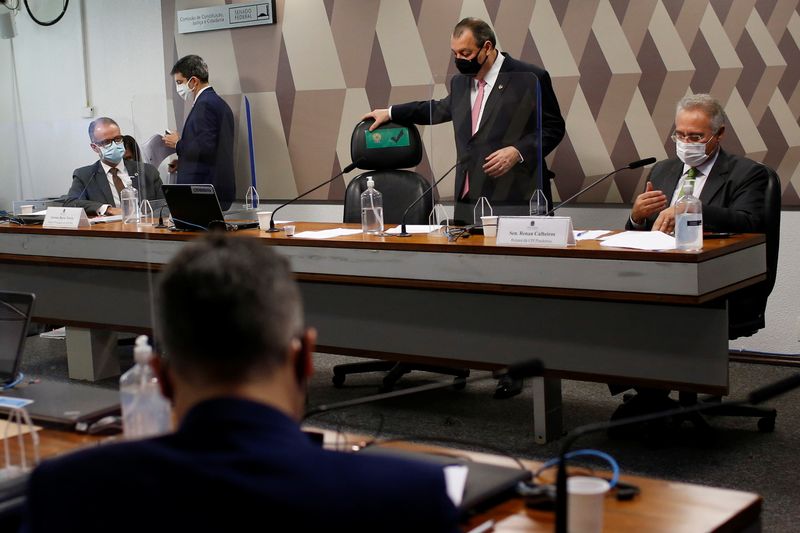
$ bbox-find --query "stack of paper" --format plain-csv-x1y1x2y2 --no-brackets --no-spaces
599,231,676,250
292,228,363,239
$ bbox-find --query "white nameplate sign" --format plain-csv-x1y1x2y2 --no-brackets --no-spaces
496,216,576,247
43,207,90,229
178,1,276,34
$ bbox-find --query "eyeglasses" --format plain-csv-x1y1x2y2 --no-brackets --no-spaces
670,132,714,144
93,136,124,148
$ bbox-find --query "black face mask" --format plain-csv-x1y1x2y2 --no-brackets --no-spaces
454,43,489,76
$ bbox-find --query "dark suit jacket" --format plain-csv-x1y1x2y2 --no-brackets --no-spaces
176,87,236,210
392,53,565,222
21,398,459,533
625,149,768,232
63,159,164,216
625,149,771,338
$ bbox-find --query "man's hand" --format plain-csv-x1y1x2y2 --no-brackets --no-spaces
361,109,390,131
105,207,121,216
631,182,667,225
483,147,522,178
652,206,676,234
162,131,180,148
168,158,179,173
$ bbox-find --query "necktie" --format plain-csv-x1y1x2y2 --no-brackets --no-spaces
463,78,488,199
683,167,698,195
110,167,125,206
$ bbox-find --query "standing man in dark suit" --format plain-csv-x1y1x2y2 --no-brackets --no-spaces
64,117,164,216
21,235,460,532
363,17,565,399
163,55,236,210
363,17,565,224
615,93,769,424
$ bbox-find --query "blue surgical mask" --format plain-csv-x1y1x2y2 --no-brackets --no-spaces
99,141,125,164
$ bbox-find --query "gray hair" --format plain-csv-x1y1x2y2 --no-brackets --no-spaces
87,117,119,142
676,94,726,133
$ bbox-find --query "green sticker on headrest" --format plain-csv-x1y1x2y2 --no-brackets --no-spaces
365,127,410,149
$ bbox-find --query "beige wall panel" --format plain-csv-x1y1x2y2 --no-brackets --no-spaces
377,0,433,86
287,90,347,199
283,0,346,90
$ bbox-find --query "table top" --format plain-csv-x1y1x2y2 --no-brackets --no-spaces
18,427,760,532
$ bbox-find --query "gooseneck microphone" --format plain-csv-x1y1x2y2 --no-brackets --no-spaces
554,373,800,533
267,159,363,232
394,154,471,237
303,358,543,420
545,157,657,216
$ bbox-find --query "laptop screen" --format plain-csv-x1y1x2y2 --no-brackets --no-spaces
162,184,225,230
0,292,34,384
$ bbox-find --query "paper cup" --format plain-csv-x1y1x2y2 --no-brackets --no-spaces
567,476,610,533
256,211,272,231
19,205,34,215
481,215,498,237
284,225,295,237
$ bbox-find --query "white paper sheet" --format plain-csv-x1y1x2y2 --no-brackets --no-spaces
573,230,612,241
599,231,676,250
89,215,123,224
443,465,469,507
292,228,363,239
384,225,442,234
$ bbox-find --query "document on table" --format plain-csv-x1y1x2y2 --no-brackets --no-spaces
573,229,612,241
90,215,123,224
443,465,468,507
384,225,442,234
292,228,363,239
599,231,676,250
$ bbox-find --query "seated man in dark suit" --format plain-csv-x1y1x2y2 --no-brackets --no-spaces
21,236,459,533
615,93,769,422
64,117,164,216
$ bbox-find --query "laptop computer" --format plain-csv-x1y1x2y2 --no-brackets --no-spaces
0,379,120,428
162,184,258,231
0,292,34,388
359,446,531,515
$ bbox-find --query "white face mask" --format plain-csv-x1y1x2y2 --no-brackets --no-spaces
176,78,194,101
676,138,712,167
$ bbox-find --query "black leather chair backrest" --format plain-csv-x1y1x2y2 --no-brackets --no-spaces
728,164,781,339
344,120,432,225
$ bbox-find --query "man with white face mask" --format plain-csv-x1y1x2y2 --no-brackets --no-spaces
64,117,164,216
163,55,236,210
627,93,768,234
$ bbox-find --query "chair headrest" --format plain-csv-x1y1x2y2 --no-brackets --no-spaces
350,119,422,171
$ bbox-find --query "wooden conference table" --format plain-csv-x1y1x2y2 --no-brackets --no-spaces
0,222,766,443
14,426,761,532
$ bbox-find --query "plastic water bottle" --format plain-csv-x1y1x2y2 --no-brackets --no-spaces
360,177,383,234
120,186,140,224
120,335,172,439
675,183,703,250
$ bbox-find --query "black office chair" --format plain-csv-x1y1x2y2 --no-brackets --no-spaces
678,164,781,432
332,119,470,392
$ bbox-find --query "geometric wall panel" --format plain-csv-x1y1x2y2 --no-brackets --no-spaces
164,0,800,205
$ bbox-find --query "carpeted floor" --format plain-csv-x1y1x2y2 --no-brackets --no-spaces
21,333,800,531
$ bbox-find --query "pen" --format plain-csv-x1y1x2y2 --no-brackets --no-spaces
576,230,588,237
466,519,495,533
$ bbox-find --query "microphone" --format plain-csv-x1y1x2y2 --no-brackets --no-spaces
63,171,100,209
553,373,799,533
545,157,657,216
267,159,363,232
303,358,543,420
394,154,471,237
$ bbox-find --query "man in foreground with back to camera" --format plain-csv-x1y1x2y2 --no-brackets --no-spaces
616,93,770,422
21,236,460,532
63,117,164,216
363,17,565,399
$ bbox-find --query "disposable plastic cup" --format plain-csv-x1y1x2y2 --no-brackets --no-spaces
567,476,610,533
257,211,272,231
481,215,498,237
